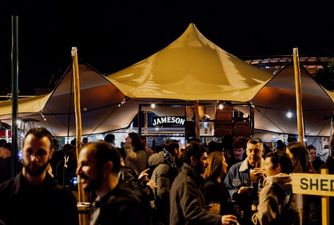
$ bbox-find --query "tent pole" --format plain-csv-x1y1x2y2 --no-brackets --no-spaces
11,15,19,177
71,47,88,225
66,66,74,143
293,48,305,143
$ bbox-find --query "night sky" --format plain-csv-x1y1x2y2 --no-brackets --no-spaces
1,0,334,95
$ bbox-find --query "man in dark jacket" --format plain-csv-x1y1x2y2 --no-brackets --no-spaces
170,142,237,225
148,139,179,225
77,141,153,225
0,127,79,225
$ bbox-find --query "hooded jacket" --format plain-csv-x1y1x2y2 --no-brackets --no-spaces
148,150,178,225
252,173,299,225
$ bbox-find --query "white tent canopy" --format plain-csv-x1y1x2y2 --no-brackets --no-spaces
252,63,334,136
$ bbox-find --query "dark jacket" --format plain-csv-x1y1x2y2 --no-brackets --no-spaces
0,172,78,225
202,178,234,215
311,156,325,172
148,150,178,225
169,163,221,225
0,158,11,184
118,166,154,201
90,182,153,225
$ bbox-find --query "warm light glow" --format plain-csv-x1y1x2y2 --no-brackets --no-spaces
16,119,22,126
218,103,224,110
286,111,293,119
150,103,156,109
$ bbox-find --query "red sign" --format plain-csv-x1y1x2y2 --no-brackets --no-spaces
0,130,11,138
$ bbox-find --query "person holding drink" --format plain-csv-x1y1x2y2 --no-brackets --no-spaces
224,138,265,225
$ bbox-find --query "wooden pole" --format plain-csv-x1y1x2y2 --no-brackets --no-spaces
71,47,87,225
292,48,305,142
321,169,330,225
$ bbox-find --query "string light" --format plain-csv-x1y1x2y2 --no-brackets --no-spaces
41,112,47,121
286,111,293,119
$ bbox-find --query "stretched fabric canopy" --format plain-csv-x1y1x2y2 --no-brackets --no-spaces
0,93,51,116
252,63,334,136
106,23,272,102
0,64,138,136
2,24,333,137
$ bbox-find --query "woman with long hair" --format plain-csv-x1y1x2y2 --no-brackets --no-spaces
124,132,148,175
202,151,234,215
286,142,320,225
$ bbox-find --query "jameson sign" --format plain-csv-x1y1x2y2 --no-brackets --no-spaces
152,116,185,127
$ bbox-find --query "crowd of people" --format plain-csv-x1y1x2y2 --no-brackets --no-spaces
0,127,334,225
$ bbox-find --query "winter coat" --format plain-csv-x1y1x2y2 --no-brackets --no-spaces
0,172,78,225
118,166,154,202
224,158,265,199
224,158,265,225
202,178,234,215
90,182,153,225
252,173,300,225
148,150,178,225
170,163,221,225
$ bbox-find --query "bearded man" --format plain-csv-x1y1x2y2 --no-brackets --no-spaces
0,127,78,225
76,141,153,225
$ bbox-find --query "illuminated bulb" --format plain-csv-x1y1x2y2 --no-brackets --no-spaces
16,119,22,126
150,103,156,109
286,111,293,119
218,103,224,110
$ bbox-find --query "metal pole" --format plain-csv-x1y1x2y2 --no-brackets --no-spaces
138,104,142,135
11,15,19,177
194,101,200,138
250,103,254,137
